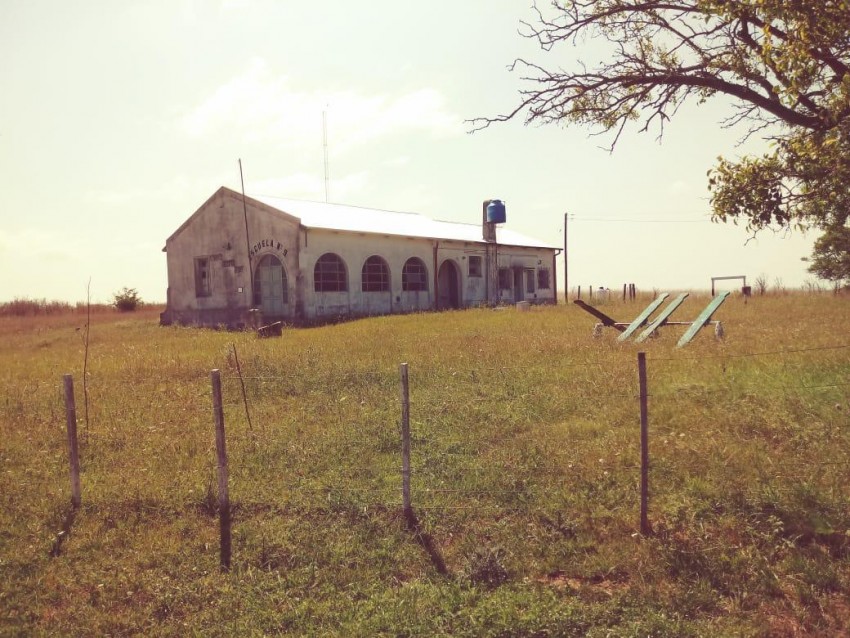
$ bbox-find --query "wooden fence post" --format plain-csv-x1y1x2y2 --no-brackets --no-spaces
400,363,411,517
211,369,232,571
638,352,650,535
63,374,82,508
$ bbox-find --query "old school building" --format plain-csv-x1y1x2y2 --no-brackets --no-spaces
160,187,560,327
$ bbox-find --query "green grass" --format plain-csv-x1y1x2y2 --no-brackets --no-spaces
1,295,849,636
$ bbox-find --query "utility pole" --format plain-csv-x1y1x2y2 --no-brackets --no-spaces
563,212,568,303
239,159,254,305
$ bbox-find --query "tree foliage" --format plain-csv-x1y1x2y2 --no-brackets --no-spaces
475,0,850,233
805,224,850,286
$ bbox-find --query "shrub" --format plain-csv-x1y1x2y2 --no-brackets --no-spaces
112,287,142,312
462,545,510,587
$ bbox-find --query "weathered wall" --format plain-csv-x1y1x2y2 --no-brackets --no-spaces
299,229,435,319
300,233,557,319
437,242,557,307
162,188,300,326
162,189,557,327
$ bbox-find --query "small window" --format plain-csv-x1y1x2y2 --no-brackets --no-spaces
362,256,390,292
195,257,211,297
402,257,428,291
468,255,482,277
526,269,536,293
498,267,511,290
537,268,550,289
314,253,347,292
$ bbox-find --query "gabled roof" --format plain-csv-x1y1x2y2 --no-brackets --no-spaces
166,187,559,250
253,194,559,249
164,186,300,249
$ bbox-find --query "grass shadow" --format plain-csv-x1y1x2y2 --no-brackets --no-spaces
404,507,449,577
49,503,78,558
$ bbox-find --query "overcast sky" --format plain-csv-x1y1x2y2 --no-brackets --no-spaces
0,0,818,304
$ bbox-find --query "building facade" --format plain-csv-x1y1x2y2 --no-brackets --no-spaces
160,187,560,327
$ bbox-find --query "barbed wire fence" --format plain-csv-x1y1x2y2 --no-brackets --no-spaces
46,342,850,571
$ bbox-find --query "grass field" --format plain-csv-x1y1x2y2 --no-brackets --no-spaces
1,293,848,636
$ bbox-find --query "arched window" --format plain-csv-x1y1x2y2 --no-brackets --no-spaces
361,256,390,292
402,257,428,291
314,253,348,292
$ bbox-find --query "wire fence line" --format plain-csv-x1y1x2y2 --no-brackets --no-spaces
227,347,844,522
37,351,846,448
6,340,843,398
645,381,850,399
33,342,850,568
651,342,850,362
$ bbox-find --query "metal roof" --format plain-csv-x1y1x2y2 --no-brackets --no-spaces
252,195,559,250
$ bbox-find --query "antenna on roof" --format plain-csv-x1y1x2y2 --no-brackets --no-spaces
323,109,330,203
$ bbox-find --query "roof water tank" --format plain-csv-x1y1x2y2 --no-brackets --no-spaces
486,199,506,224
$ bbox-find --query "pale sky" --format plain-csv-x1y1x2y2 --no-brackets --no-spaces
0,1,818,304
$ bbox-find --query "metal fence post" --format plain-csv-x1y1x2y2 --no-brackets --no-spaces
638,352,650,535
400,363,411,516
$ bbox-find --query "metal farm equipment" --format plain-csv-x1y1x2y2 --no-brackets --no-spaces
573,291,730,347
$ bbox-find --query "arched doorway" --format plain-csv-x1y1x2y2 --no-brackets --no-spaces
254,254,288,316
437,260,461,309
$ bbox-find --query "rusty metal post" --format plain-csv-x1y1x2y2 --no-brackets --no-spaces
400,363,411,516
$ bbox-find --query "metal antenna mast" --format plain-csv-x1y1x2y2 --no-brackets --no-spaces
323,110,329,203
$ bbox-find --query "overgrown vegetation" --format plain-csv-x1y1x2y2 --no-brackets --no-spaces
1,293,848,636
112,287,143,312
805,224,850,289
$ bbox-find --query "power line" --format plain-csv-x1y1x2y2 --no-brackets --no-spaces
570,216,710,223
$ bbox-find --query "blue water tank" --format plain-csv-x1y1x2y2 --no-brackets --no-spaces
486,199,506,224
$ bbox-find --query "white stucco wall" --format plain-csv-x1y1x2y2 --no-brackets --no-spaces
300,232,556,318
299,229,434,318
